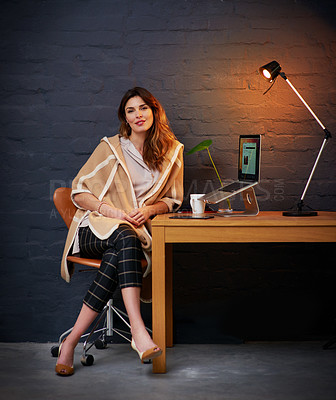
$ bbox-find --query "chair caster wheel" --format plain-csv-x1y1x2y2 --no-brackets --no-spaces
95,338,107,349
51,345,59,357
81,354,94,366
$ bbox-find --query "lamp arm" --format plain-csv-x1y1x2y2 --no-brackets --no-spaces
300,137,328,202
279,72,326,131
279,72,332,204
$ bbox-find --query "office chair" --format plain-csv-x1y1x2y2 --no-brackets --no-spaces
51,187,151,366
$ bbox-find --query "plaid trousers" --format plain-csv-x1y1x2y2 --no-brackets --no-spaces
78,224,143,313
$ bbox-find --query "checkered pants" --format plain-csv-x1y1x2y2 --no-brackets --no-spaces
78,224,143,313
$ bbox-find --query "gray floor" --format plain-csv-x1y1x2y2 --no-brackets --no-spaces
0,342,335,400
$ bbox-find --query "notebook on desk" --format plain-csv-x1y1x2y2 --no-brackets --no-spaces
200,134,261,204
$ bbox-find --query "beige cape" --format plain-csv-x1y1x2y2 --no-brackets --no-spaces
60,135,184,283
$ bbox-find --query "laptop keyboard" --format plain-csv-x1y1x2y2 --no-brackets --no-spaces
219,182,251,192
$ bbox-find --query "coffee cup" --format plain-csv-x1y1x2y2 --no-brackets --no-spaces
190,194,205,214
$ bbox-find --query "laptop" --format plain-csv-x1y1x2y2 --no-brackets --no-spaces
200,134,261,204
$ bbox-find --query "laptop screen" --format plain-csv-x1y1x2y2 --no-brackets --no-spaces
238,135,261,182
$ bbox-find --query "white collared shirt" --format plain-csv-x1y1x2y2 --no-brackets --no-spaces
120,136,160,203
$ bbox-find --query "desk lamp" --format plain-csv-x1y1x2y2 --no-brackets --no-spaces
259,60,332,216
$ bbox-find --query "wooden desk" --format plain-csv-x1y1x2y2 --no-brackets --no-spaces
151,211,336,373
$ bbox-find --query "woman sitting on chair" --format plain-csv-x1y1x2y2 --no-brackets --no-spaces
55,87,184,376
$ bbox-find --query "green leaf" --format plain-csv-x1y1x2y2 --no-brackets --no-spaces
186,139,213,154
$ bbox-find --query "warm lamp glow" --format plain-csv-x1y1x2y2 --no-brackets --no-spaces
262,69,272,80
259,60,282,82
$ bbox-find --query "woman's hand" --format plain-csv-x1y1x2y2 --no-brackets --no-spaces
100,203,140,227
128,206,152,226
128,202,169,226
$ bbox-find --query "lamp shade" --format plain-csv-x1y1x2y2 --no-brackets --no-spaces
259,60,281,82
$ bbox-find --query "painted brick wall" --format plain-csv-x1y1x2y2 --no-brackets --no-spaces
1,0,335,342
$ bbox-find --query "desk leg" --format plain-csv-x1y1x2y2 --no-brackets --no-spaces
152,226,166,373
166,243,173,348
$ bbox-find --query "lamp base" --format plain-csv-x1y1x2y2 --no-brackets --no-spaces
283,210,318,217
283,201,318,217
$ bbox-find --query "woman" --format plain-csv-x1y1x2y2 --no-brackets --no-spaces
55,87,184,376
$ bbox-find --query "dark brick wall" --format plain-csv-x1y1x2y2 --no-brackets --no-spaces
1,0,335,342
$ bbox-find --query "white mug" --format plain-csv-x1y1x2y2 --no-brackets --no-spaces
190,194,205,214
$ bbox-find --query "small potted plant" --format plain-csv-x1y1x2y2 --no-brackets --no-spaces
187,139,232,211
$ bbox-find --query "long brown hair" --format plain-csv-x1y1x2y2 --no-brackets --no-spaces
118,87,176,171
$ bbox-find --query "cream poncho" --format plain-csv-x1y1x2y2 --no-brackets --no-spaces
60,134,184,282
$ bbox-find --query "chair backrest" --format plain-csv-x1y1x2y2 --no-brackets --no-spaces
53,187,77,229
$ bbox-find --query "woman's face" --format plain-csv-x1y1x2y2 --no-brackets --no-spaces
125,96,154,136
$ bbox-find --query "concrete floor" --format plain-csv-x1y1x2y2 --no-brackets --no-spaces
0,342,335,400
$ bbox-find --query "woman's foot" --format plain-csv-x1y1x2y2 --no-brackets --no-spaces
55,338,75,376
131,328,162,362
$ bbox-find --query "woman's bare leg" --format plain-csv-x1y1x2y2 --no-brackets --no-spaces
121,287,160,353
56,303,98,368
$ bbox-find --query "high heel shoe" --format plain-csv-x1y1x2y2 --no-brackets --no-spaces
55,338,74,376
131,338,162,363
